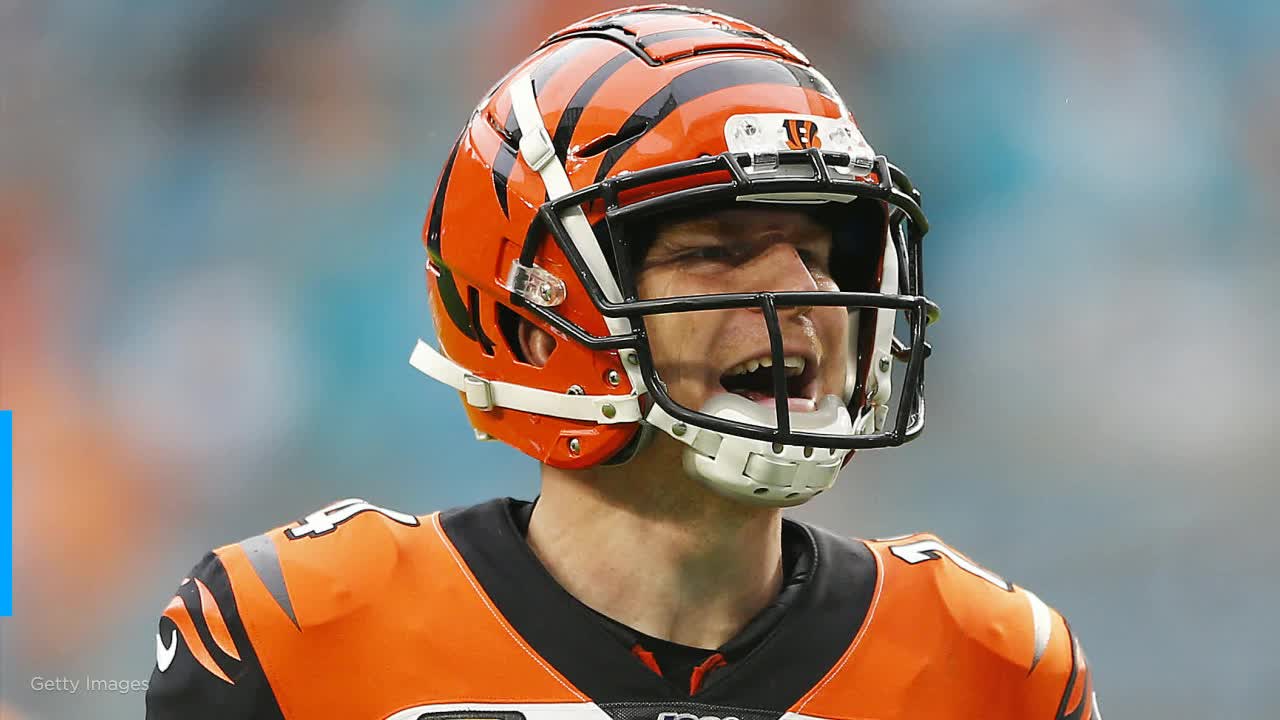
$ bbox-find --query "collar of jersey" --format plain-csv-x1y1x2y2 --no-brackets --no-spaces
438,497,878,709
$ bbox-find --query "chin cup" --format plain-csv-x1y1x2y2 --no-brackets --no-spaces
646,394,854,507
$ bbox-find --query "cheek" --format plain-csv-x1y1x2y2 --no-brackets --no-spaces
816,308,851,374
815,281,849,356
636,269,717,377
644,313,689,366
641,312,717,380
642,313,721,409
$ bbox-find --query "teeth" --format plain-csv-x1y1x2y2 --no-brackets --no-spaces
773,356,806,377
723,355,807,377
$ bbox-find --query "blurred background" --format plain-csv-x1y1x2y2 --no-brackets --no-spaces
1,0,1277,717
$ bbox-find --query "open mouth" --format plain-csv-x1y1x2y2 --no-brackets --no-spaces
719,352,820,411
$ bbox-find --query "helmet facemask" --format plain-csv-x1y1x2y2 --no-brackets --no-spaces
502,92,936,504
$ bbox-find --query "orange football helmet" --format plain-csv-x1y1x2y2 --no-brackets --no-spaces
410,4,937,506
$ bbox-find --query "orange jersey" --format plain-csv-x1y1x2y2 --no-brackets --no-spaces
146,498,1100,719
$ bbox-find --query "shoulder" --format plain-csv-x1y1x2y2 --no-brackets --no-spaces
864,532,1101,718
213,497,437,631
145,498,440,718
145,547,283,718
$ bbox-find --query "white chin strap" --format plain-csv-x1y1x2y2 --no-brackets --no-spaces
412,329,868,507
409,340,642,425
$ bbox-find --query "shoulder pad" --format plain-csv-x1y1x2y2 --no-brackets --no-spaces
869,533,1101,716
871,533,1053,673
214,498,428,631
146,551,284,718
1033,619,1103,719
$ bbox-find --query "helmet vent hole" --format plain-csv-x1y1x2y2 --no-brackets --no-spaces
468,286,495,356
496,302,531,365
485,110,520,149
753,487,769,495
577,121,651,158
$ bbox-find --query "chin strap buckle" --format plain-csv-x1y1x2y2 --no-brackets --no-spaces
462,374,494,410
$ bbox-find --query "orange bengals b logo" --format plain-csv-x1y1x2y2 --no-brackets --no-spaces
783,119,822,150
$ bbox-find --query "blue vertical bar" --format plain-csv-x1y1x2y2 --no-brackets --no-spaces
0,410,11,616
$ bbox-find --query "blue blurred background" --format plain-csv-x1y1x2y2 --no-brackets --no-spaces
2,1,1277,717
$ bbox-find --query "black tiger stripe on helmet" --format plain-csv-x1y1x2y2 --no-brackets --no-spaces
489,40,606,218
591,57,844,183
425,131,476,340
552,50,636,161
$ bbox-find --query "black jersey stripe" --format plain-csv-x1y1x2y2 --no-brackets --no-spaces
145,552,285,720
238,533,298,629
1055,622,1095,720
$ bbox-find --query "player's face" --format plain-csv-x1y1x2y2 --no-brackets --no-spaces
635,207,850,415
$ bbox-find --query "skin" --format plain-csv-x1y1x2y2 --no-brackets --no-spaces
519,207,850,649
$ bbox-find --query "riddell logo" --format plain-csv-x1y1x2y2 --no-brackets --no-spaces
657,714,740,720
783,118,822,150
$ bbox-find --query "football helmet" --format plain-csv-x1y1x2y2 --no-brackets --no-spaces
411,4,937,506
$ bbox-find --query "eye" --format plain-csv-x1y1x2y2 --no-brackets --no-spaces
687,246,734,261
797,248,832,272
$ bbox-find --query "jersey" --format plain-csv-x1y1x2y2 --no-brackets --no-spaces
145,497,1101,720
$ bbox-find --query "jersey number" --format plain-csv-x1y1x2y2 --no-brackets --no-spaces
889,538,1013,591
286,498,419,539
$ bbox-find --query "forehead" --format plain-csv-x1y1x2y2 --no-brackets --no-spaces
654,205,831,242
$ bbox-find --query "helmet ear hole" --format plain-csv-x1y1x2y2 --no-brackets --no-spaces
496,302,557,368
519,323,557,368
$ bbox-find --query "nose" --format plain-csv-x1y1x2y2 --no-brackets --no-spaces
745,244,821,317
754,243,821,291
